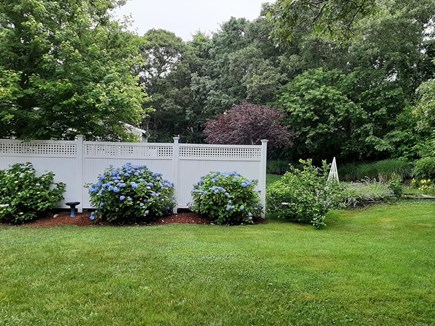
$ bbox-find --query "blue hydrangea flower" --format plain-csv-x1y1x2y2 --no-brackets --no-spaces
120,195,126,201
131,182,138,189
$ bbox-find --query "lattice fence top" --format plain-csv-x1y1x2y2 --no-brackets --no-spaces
84,143,173,159
0,140,77,157
180,145,262,160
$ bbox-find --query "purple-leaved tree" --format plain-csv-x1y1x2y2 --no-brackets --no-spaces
203,101,295,149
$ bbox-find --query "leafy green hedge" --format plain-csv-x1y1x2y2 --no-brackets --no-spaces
0,162,65,224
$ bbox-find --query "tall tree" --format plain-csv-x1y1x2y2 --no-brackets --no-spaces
0,0,149,140
138,29,193,141
278,69,367,161
265,0,377,44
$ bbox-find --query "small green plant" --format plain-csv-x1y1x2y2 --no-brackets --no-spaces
267,159,345,229
0,162,65,224
342,178,397,207
411,179,435,194
88,163,175,223
388,174,403,198
413,157,435,181
190,171,262,225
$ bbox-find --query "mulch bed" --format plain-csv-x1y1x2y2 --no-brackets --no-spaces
21,210,211,228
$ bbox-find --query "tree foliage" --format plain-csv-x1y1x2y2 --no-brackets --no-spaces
0,0,150,140
265,0,377,44
2,0,433,166
138,29,193,141
203,101,294,150
278,69,366,160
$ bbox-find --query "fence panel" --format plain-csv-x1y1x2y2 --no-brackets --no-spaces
0,137,267,214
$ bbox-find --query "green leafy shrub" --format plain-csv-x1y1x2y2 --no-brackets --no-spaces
388,175,403,198
88,163,175,223
342,179,397,207
190,172,263,225
340,159,413,181
413,157,435,181
267,160,345,229
0,162,65,224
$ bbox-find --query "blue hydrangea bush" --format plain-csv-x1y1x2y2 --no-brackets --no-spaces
88,163,175,223
190,171,263,225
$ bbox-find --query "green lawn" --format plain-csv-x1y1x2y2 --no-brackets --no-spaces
266,173,282,187
0,202,434,325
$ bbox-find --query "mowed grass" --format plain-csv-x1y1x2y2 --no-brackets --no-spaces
0,202,434,325
266,173,282,187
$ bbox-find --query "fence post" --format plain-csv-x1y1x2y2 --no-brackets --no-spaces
76,135,84,213
259,140,268,218
172,136,180,214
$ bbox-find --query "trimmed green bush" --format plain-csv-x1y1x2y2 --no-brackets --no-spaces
190,171,262,225
88,163,175,223
0,162,65,224
340,159,413,181
413,157,435,181
267,160,345,229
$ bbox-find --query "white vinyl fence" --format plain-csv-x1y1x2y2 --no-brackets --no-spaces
0,136,268,214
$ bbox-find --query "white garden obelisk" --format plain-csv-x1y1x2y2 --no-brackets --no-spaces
327,157,339,182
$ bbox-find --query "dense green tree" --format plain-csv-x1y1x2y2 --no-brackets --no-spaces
138,29,194,141
0,68,20,134
341,68,410,158
348,0,435,95
411,78,435,158
186,17,287,129
0,0,149,140
265,0,377,44
414,79,435,136
278,69,366,161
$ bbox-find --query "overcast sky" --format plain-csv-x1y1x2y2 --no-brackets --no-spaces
114,0,268,40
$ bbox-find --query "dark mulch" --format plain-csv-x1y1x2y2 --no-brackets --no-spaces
22,210,211,228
